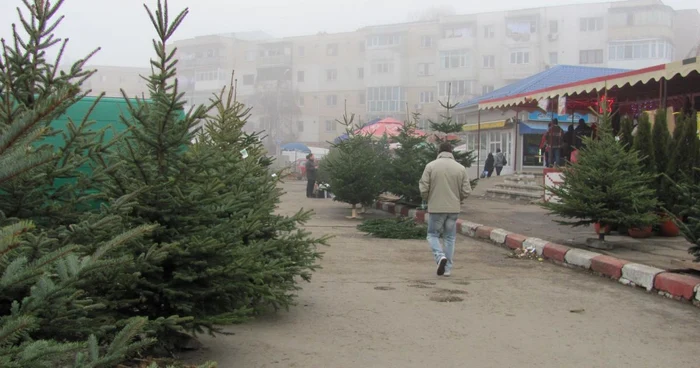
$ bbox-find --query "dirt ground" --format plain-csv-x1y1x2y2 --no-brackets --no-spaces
184,181,700,368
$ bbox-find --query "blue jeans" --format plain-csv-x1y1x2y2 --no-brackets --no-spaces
427,213,459,273
549,148,561,167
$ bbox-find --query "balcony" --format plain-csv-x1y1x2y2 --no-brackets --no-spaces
257,54,292,68
437,36,475,51
501,63,539,80
180,56,224,68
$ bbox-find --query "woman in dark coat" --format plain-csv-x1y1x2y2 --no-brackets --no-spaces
484,153,495,178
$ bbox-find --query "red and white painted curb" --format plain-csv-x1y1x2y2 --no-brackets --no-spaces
375,200,700,306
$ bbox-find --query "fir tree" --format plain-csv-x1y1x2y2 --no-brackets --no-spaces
388,113,433,205
324,105,388,218
97,2,327,349
669,171,700,261
633,112,654,174
651,109,672,207
665,113,700,214
618,115,634,150
0,1,166,365
427,97,477,188
541,107,657,241
389,94,477,205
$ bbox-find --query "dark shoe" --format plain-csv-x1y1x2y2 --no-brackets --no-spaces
437,257,447,276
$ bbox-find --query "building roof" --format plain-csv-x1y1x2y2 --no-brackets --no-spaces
456,65,629,111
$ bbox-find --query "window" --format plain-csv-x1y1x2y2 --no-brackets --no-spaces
420,35,433,48
371,61,394,74
245,50,256,61
419,91,434,104
444,25,474,38
325,120,336,132
195,70,223,81
326,43,338,56
549,52,558,65
297,71,305,82
358,67,364,79
549,20,558,33
580,17,603,32
509,50,530,64
299,96,305,106
367,34,401,48
359,40,365,52
439,49,471,69
367,86,406,113
483,25,495,38
297,121,304,133
298,46,305,57
482,55,495,68
326,95,337,106
437,80,475,98
579,49,603,64
482,85,494,95
417,63,435,76
358,92,366,105
242,74,255,85
326,69,338,81
608,40,674,61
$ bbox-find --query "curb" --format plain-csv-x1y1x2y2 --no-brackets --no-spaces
375,200,700,306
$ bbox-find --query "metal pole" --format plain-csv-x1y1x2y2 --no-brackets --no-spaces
513,112,518,173
477,109,481,175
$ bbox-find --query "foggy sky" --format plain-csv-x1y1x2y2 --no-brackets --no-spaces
0,0,698,67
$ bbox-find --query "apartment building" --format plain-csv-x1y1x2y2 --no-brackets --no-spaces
170,0,699,148
83,65,151,97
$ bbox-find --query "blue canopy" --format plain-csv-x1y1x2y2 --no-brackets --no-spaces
281,142,311,153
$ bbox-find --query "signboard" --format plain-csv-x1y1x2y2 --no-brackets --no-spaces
543,168,565,203
528,111,589,123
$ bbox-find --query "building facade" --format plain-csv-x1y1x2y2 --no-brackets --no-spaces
168,0,698,148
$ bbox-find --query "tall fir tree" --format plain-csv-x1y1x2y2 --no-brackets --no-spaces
541,107,657,241
618,115,634,150
0,1,169,365
388,113,433,205
427,97,477,188
633,112,654,174
651,109,672,207
389,94,477,205
95,1,327,350
665,113,700,214
323,105,389,218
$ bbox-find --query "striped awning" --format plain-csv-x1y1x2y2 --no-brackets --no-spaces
479,57,700,110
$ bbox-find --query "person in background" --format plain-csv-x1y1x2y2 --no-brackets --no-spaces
563,125,575,163
305,153,317,198
494,148,506,176
542,118,563,167
483,153,495,178
419,142,472,277
574,118,592,149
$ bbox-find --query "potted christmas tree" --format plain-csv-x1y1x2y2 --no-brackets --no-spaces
541,105,658,249
650,109,678,236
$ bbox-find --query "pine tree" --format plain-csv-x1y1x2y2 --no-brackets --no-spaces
0,1,164,365
665,113,700,214
651,109,672,207
670,172,700,261
324,105,389,218
541,107,658,241
633,112,654,174
618,115,634,150
427,97,477,188
388,113,433,205
96,2,327,350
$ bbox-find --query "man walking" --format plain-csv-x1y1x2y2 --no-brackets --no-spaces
419,142,472,276
305,153,317,198
494,148,507,176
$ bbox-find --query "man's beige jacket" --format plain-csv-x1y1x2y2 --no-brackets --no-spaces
419,152,472,213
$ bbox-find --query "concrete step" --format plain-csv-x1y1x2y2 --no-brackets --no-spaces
485,188,543,203
504,177,541,186
515,171,544,178
495,183,543,193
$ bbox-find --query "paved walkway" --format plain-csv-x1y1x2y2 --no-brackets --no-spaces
464,179,692,271
184,181,700,368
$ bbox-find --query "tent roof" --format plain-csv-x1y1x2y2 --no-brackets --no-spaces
456,65,629,111
479,57,700,110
